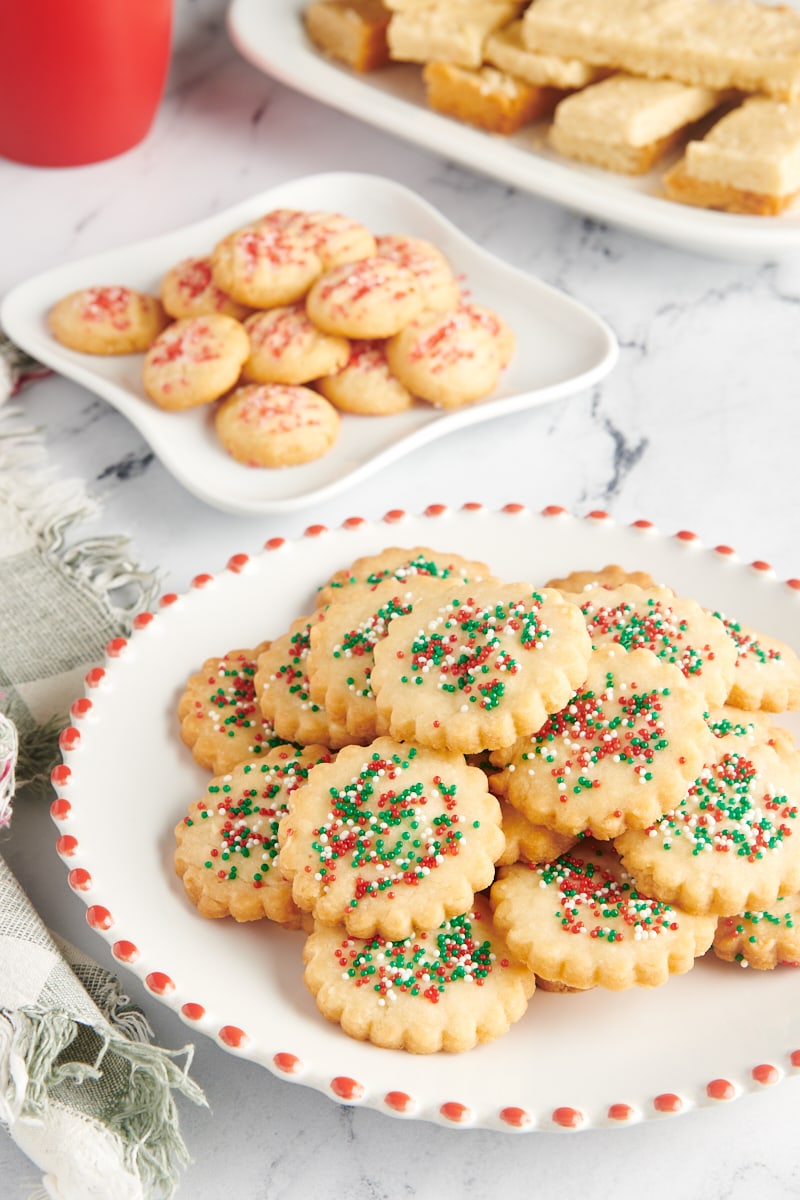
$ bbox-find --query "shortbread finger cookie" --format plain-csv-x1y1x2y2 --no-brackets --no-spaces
174,745,331,924
306,257,424,338
713,894,800,969
545,564,658,593
713,611,800,713
374,235,461,313
386,304,514,408
178,644,294,775
142,314,249,411
573,584,736,707
307,577,450,740
371,582,593,754
215,383,340,467
615,738,800,917
484,19,605,89
304,0,392,72
423,61,563,136
254,614,354,749
211,225,323,307
257,208,376,269
279,737,505,939
315,545,494,609
159,256,251,321
489,646,715,839
302,895,535,1052
316,339,415,415
491,843,716,991
241,306,350,385
496,801,578,866
388,1,522,68
49,286,168,355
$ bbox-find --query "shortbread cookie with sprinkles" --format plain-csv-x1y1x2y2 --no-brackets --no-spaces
491,841,716,991
713,893,800,969
279,737,505,939
489,645,715,839
142,314,250,411
305,256,424,339
316,339,415,415
374,234,461,313
215,383,340,467
307,576,450,742
178,644,294,775
49,285,168,355
174,745,331,925
713,610,800,713
302,895,535,1052
241,305,349,385
210,224,323,308
159,256,251,322
254,613,354,749
545,564,657,593
371,582,592,754
615,737,800,917
495,800,578,867
315,545,494,609
257,209,376,270
706,704,796,754
572,584,737,707
386,304,515,408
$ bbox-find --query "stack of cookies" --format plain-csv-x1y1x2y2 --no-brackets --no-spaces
304,0,800,216
173,545,800,1054
47,207,514,470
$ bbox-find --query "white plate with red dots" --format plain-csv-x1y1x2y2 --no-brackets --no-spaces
0,173,616,517
51,506,800,1132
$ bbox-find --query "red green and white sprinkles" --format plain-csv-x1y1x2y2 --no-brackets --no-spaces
400,594,551,712
200,651,284,754
311,749,471,901
270,620,322,713
518,673,672,795
333,910,498,1005
644,751,798,859
333,593,416,699
581,596,713,679
185,756,321,887
715,613,782,667
323,551,478,596
718,901,799,967
535,851,679,942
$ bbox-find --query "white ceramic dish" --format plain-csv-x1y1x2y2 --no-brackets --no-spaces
0,174,615,517
227,0,800,261
52,505,800,1132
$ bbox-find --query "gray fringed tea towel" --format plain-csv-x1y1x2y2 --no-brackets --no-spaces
0,390,206,1197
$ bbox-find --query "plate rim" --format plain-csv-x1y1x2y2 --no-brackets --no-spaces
50,501,800,1134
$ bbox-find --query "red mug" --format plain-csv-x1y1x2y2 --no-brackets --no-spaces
0,0,173,167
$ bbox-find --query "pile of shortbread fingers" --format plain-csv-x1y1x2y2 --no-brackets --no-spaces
304,0,800,215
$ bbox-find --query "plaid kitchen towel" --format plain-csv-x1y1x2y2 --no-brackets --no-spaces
0,389,206,1199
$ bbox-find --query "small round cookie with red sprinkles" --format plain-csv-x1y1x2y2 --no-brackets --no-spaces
545,564,658,593
713,893,800,969
49,285,168,355
159,256,251,321
489,646,715,840
302,895,535,1053
374,233,461,313
573,584,737,707
713,609,800,713
178,644,294,776
370,582,593,754
257,209,376,270
142,314,249,410
316,339,415,415
279,737,505,940
615,735,800,917
254,613,354,749
491,841,716,991
241,304,349,385
305,256,424,338
386,303,514,408
315,545,494,609
174,745,331,925
215,383,339,468
210,224,323,308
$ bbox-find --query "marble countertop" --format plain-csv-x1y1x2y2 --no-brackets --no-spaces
3,1,800,1196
